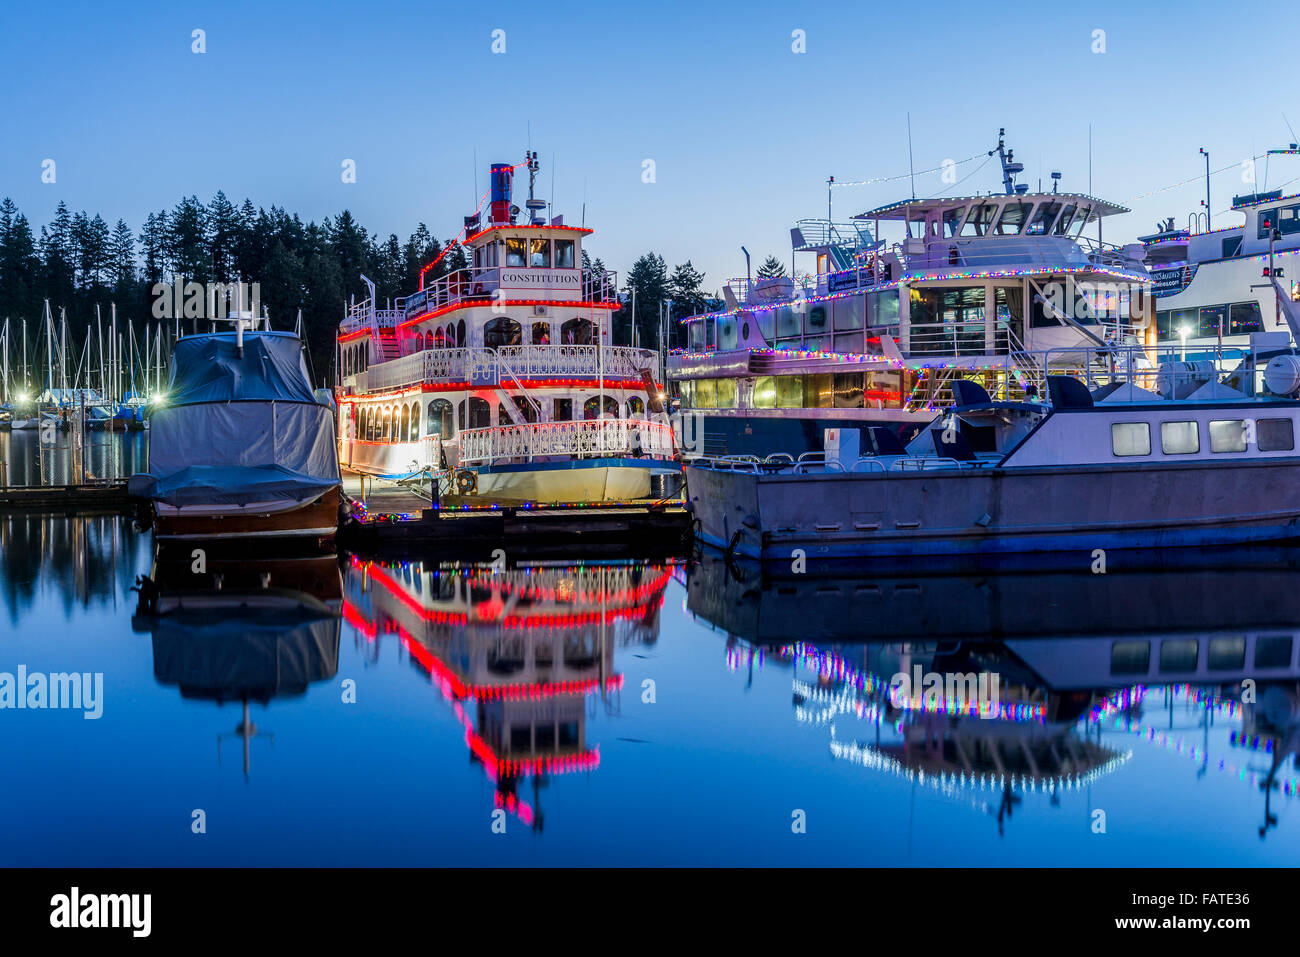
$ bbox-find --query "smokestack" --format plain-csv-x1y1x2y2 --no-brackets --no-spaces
490,163,513,226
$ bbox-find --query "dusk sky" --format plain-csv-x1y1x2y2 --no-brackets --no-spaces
2,0,1297,292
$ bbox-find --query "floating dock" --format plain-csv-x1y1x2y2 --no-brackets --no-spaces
0,481,133,513
338,472,691,559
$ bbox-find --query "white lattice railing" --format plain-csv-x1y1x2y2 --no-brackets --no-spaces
355,346,658,394
458,418,676,466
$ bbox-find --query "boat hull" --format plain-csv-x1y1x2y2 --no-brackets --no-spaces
153,488,341,542
685,457,1300,562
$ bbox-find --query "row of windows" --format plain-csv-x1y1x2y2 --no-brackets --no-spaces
408,317,596,352
474,238,578,270
1155,302,1264,340
915,200,1092,240
678,372,909,410
1111,417,1294,457
688,290,900,352
1111,635,1293,676
341,343,370,379
355,394,647,441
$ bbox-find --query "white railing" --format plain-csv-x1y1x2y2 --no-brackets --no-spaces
354,346,658,394
341,296,404,335
458,418,676,466
405,266,621,318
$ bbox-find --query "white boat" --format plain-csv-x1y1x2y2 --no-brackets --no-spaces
336,153,679,503
667,130,1154,459
686,339,1300,561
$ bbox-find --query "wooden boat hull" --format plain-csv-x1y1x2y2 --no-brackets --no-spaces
153,487,341,542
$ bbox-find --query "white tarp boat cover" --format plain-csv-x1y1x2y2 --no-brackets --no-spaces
130,332,341,507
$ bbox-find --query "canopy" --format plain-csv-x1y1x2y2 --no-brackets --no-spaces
130,464,339,508
167,332,318,405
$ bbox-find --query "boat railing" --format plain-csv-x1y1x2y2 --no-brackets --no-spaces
406,264,618,317
342,296,405,335
458,417,676,466
352,345,662,394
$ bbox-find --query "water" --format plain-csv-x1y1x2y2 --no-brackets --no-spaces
1,512,1298,866
0,429,147,486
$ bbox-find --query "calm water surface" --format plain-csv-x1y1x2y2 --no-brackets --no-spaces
1,508,1298,866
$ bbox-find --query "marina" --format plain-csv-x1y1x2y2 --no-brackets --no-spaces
8,0,1300,922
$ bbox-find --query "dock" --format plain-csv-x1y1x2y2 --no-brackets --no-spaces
0,481,134,513
338,472,692,559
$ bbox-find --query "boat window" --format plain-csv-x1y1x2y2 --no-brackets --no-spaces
1111,422,1150,456
409,402,419,439
1158,639,1198,672
399,405,411,441
529,238,550,267
834,297,864,330
695,378,716,408
961,203,998,236
626,396,645,418
484,317,522,348
560,317,594,344
804,374,834,409
1070,207,1092,238
906,218,926,239
752,376,776,409
834,331,865,353
1258,417,1294,451
717,315,738,350
505,238,526,267
775,305,801,339
1053,203,1078,235
531,321,551,344
868,290,900,328
1209,419,1248,453
583,395,619,419
553,398,572,421
1025,201,1062,235
994,202,1032,235
714,378,738,408
1110,640,1150,676
775,375,804,407
687,320,705,351
833,373,865,409
1255,635,1293,668
805,305,829,333
460,396,491,430
1229,301,1263,334
1160,421,1199,455
554,239,576,268
1198,304,1228,337
1222,236,1243,257
1279,205,1300,235
1206,636,1246,670
1259,209,1281,239
427,398,453,437
942,207,966,238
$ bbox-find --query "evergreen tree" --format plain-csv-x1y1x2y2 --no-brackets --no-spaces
623,252,668,349
166,196,209,282
756,254,787,279
207,191,239,282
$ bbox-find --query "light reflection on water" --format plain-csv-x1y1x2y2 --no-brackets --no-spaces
0,430,147,486
0,513,1298,865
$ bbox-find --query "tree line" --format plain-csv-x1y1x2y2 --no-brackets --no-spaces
0,194,767,386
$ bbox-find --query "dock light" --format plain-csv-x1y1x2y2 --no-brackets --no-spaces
15,391,29,403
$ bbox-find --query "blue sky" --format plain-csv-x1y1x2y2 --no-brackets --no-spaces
1,0,1296,292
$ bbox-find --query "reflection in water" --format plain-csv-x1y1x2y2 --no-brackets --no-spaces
690,553,1300,838
344,558,672,830
0,429,147,486
131,546,342,778
0,513,151,623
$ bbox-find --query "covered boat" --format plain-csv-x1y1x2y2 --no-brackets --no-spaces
129,320,341,542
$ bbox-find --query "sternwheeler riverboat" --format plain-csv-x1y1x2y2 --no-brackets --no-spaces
336,154,677,504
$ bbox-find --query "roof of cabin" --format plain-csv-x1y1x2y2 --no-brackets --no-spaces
853,192,1128,221
463,223,593,246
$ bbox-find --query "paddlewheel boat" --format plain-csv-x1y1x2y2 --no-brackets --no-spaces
336,154,678,504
